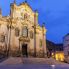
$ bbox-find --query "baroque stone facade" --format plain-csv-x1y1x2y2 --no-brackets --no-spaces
0,2,47,57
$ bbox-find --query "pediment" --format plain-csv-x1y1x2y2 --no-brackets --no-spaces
13,2,33,13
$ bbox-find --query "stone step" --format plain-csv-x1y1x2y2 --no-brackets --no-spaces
0,57,23,65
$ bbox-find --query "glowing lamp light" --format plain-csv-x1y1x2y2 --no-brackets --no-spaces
51,65,55,69
55,52,64,61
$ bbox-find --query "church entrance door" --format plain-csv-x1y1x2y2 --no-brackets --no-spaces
22,44,28,57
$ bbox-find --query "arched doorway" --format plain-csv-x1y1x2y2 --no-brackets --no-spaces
22,44,28,57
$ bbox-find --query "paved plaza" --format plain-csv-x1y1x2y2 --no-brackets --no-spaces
0,57,69,69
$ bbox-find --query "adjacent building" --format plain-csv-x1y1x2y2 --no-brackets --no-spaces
46,40,64,61
63,33,69,61
0,1,47,57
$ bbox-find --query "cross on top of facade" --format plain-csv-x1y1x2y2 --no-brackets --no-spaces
14,0,16,4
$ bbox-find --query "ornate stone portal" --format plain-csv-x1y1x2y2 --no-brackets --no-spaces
0,2,47,57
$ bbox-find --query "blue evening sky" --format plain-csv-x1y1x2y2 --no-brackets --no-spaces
0,0,69,43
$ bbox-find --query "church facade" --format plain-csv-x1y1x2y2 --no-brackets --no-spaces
0,2,47,57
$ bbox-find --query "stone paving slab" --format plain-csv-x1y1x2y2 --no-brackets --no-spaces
0,57,69,69
0,57,68,65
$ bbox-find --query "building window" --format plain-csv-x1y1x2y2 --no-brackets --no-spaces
68,51,69,56
30,31,33,39
21,12,24,19
15,28,20,37
22,26,28,37
21,13,23,16
0,35,5,42
40,39,42,47
24,13,28,19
